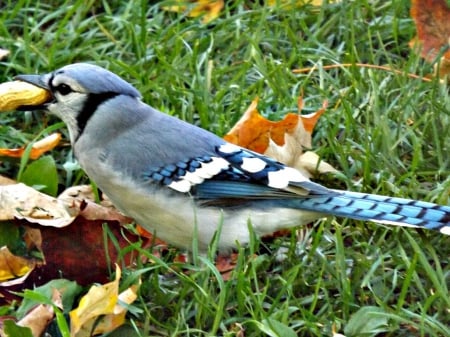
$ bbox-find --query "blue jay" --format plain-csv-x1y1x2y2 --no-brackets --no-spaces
15,63,450,252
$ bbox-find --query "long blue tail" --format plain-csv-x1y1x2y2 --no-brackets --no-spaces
291,190,450,235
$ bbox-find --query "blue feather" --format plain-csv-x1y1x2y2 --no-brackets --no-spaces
142,144,449,234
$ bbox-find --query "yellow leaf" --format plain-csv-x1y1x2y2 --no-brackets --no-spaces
70,265,121,336
91,281,141,335
163,0,224,23
70,266,140,337
0,246,35,282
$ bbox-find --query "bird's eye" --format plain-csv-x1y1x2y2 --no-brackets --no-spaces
56,84,73,95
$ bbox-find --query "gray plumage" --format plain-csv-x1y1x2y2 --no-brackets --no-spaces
16,63,450,252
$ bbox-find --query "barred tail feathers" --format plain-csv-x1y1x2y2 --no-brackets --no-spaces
291,191,450,235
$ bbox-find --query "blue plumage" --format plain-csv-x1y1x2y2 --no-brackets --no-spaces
144,141,450,235
15,63,450,251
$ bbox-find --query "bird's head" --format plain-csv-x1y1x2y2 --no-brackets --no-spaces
16,63,141,143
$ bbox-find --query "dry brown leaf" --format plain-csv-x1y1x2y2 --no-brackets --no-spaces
0,133,62,160
0,183,75,227
0,180,141,287
16,288,62,337
0,175,16,185
24,215,139,287
224,98,300,153
17,304,53,336
296,151,339,175
410,0,450,78
163,0,338,24
0,181,130,227
216,253,239,280
224,97,326,151
23,226,42,252
58,185,132,223
0,81,51,111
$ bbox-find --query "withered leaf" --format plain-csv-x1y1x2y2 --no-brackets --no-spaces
410,0,450,78
224,97,337,178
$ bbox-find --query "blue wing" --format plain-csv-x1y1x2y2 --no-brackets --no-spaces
143,142,336,199
142,142,450,234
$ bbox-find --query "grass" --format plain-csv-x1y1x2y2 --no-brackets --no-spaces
0,0,449,336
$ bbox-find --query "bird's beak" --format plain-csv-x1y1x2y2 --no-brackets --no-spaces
13,74,53,110
14,74,50,90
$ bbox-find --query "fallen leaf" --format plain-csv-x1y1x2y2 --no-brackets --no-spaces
332,322,346,337
70,266,121,335
0,180,141,287
230,323,245,337
224,97,337,178
69,265,140,336
215,253,239,280
163,0,224,23
0,271,35,288
0,182,75,227
162,0,339,24
296,151,340,175
58,185,133,224
16,288,62,337
410,0,450,78
0,246,35,283
23,226,42,252
224,98,299,153
0,176,16,185
0,81,51,111
0,181,131,228
0,133,62,160
90,280,141,336
26,216,139,286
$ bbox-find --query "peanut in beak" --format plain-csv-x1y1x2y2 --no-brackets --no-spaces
0,81,51,111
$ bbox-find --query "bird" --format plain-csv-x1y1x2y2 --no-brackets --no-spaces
15,63,450,252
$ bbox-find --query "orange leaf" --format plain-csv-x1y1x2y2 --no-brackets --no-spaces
0,133,61,160
224,97,336,179
223,97,326,154
410,0,450,77
300,97,327,133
